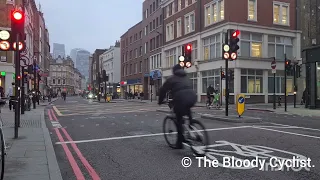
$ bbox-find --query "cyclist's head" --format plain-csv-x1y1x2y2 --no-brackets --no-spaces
172,64,182,73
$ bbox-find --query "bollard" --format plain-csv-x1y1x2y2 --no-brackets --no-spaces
278,96,281,107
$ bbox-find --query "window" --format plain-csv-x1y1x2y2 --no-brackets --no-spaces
184,12,195,34
273,2,289,25
172,2,175,14
135,63,138,73
178,0,181,11
145,26,148,36
241,69,263,93
165,48,176,68
139,31,142,39
185,0,188,7
203,33,221,60
58,79,61,84
63,79,66,84
240,32,262,58
130,64,132,74
268,70,293,94
166,22,174,42
144,42,148,53
248,0,257,21
52,79,55,84
268,35,293,60
139,46,142,56
140,61,142,72
201,70,220,93
204,0,224,26
135,49,138,58
145,9,148,19
176,18,182,37
166,6,169,18
187,73,198,93
151,53,162,69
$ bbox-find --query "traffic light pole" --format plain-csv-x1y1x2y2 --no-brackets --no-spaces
284,54,287,112
14,34,20,139
21,66,25,114
33,60,36,109
104,80,107,102
220,66,223,106
97,72,101,101
225,31,229,116
293,63,297,108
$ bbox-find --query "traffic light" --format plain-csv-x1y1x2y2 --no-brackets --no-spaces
221,71,225,79
296,65,302,78
229,29,240,60
222,44,230,60
184,44,192,68
285,59,292,71
228,70,234,80
10,9,25,51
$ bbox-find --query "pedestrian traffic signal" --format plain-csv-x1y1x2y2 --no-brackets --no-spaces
229,29,240,60
10,9,25,51
222,44,230,60
296,65,302,77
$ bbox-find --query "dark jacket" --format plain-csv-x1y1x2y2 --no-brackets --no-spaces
207,86,214,96
158,66,197,111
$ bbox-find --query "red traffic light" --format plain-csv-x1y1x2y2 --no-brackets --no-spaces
186,44,192,51
232,30,240,38
17,75,21,79
12,10,23,21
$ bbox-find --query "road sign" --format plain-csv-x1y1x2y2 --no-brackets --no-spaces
271,61,276,74
20,55,29,67
236,94,245,117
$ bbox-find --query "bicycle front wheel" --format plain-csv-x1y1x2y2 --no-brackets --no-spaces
188,120,209,156
0,128,5,180
163,116,178,149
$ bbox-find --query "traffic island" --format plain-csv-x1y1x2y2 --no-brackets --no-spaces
200,114,262,123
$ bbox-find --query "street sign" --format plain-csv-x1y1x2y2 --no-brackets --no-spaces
271,61,276,74
236,94,245,117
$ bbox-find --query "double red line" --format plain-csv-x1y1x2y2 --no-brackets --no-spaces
48,109,100,180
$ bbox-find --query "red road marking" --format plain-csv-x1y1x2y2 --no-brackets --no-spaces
48,109,53,121
54,128,85,180
51,109,58,121
61,128,101,180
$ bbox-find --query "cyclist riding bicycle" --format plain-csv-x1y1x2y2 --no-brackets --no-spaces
158,64,197,149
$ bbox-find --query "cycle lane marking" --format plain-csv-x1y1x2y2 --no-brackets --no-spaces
55,126,251,145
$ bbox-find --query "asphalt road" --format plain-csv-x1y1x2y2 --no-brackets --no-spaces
45,96,320,180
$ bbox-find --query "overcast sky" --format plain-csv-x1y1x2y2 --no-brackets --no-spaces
35,0,142,55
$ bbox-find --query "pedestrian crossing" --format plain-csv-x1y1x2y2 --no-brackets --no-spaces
52,102,161,116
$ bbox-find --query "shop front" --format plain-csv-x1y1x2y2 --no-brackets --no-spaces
150,70,162,99
302,45,320,109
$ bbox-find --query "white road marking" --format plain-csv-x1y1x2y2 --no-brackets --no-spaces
56,126,251,144
111,123,115,125
145,115,148,116
141,121,144,123
125,122,130,125
71,119,74,120
51,121,62,128
269,123,320,132
156,114,159,116
96,124,99,126
134,115,137,116
80,125,84,127
123,116,126,118
85,118,88,119
252,127,320,140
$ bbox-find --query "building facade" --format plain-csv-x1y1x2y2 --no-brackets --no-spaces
49,56,76,94
52,43,66,59
91,49,107,93
99,41,121,94
160,0,301,103
73,49,90,80
89,55,93,84
142,0,164,100
120,22,144,97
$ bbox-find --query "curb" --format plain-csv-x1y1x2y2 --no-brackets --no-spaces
98,101,117,103
247,108,275,112
41,109,63,180
201,114,262,123
128,100,148,103
156,109,170,113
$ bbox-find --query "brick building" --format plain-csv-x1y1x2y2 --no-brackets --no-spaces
91,49,107,93
142,0,164,100
120,22,144,97
160,0,301,103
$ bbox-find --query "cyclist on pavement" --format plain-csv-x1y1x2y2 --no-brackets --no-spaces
158,64,197,149
206,85,215,106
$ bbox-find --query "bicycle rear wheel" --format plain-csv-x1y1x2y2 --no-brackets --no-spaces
163,116,178,149
0,128,5,180
187,120,209,156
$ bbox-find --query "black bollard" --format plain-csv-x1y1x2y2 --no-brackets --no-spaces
278,96,281,107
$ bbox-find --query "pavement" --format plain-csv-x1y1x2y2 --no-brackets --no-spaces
1,101,62,180
45,96,320,179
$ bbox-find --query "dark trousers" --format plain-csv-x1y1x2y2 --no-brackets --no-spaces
174,107,193,148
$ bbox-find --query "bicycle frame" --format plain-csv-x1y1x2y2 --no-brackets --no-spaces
0,108,8,152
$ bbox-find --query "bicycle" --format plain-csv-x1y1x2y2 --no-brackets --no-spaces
206,93,221,110
161,101,209,156
0,100,8,180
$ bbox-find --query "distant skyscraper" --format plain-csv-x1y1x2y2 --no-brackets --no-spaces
70,48,90,80
53,43,66,59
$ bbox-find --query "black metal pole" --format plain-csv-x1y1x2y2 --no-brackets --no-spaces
293,63,297,108
37,73,40,105
273,71,276,109
14,34,20,139
284,54,287,112
104,81,107,102
150,85,152,102
225,30,229,116
21,66,25,114
98,72,100,101
220,66,223,106
33,60,36,109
